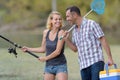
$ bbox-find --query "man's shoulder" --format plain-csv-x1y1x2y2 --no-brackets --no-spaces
85,18,95,23
85,18,100,26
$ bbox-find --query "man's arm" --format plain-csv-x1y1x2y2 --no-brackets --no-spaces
66,38,78,52
99,36,114,65
64,31,78,52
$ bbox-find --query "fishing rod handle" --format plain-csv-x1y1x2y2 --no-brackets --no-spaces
26,51,39,58
20,46,39,58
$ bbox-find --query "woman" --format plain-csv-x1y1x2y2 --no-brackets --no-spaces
22,11,68,80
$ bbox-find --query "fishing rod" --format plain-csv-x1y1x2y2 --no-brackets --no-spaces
0,35,39,58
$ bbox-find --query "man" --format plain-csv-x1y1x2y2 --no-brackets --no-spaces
64,6,114,80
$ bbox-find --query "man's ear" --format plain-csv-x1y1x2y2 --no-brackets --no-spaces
71,12,77,17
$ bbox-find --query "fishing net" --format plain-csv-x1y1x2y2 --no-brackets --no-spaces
84,0,105,17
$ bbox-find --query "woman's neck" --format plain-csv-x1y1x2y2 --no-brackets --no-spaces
50,28,59,34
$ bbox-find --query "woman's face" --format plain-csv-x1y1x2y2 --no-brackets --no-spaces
51,14,62,29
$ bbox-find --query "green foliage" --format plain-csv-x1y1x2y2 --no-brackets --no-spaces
1,0,51,23
102,0,120,27
57,0,91,18
0,0,119,27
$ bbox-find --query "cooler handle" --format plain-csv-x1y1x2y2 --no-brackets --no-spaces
105,63,117,75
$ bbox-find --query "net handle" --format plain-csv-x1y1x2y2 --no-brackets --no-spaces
68,0,105,32
59,0,105,40
83,9,93,18
67,0,105,33
64,9,93,36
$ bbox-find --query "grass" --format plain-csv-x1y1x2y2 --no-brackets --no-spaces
0,48,44,80
0,45,120,80
0,48,79,80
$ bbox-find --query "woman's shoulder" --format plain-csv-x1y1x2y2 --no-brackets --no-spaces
43,29,49,37
43,29,49,34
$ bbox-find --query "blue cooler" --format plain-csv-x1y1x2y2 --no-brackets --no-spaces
99,64,120,80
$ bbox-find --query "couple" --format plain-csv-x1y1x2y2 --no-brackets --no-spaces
22,6,114,80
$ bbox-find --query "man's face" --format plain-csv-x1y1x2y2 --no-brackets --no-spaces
66,10,74,25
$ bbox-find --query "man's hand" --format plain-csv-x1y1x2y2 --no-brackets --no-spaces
108,58,114,66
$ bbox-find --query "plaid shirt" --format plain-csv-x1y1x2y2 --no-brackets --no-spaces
72,18,104,70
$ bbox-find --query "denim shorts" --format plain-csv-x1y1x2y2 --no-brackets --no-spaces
44,64,68,75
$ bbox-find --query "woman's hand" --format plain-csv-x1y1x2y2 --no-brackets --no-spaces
21,46,29,52
38,56,47,62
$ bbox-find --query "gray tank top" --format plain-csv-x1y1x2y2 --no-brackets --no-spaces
46,30,66,66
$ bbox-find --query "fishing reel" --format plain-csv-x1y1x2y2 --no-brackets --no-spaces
1,35,39,58
8,46,18,58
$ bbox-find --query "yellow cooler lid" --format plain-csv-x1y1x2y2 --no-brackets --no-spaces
100,69,120,74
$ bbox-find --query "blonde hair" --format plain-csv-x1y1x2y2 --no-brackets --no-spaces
46,11,63,30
